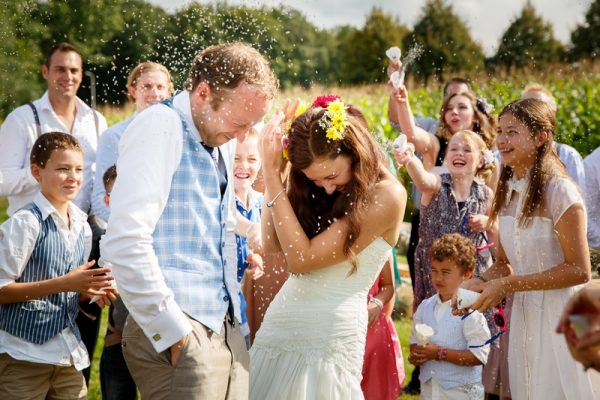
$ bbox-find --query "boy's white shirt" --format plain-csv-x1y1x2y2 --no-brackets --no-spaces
0,191,92,370
410,293,491,364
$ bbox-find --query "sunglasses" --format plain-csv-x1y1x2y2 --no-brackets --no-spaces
462,298,507,348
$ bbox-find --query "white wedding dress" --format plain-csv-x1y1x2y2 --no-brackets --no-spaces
249,237,392,400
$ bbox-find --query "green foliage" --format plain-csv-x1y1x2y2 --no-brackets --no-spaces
570,0,600,60
402,0,485,82
491,1,564,70
0,0,598,120
338,7,409,84
0,1,47,113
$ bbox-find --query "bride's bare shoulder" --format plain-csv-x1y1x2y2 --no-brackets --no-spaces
373,172,407,208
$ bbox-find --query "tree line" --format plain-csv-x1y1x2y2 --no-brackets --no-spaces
0,0,598,117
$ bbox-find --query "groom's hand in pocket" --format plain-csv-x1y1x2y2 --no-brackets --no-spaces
169,334,190,366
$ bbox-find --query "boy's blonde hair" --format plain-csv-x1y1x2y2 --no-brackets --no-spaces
429,233,476,275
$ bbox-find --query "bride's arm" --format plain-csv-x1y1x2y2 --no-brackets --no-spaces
261,190,282,253
263,168,406,273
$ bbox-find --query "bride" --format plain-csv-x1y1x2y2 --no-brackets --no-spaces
250,96,407,399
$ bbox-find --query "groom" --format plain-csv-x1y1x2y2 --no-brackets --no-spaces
100,42,278,399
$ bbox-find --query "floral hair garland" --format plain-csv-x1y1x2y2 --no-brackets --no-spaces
313,95,348,141
281,95,348,159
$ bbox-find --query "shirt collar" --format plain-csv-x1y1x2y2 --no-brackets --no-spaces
235,188,260,212
33,191,87,224
38,91,93,117
172,91,202,141
435,293,452,306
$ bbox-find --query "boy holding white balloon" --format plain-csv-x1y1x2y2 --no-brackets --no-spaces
409,233,490,399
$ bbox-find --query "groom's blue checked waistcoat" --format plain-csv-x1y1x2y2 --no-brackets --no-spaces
152,98,239,333
0,204,84,344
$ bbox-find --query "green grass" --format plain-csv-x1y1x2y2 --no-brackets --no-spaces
0,197,7,223
88,308,109,399
394,317,419,400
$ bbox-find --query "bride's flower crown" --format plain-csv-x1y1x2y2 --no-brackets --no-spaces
281,95,349,159
313,95,349,141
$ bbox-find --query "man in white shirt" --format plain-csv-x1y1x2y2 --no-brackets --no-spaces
100,42,278,399
0,42,107,216
585,147,600,251
0,42,108,383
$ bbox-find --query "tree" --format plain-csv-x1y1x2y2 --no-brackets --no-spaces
338,7,409,84
492,1,564,70
570,0,600,59
0,1,47,117
402,0,485,82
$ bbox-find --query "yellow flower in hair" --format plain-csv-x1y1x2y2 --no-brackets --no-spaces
331,114,345,129
295,102,309,117
327,99,345,114
326,127,344,141
318,98,348,141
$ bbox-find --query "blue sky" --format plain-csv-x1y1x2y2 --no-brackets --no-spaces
145,0,591,56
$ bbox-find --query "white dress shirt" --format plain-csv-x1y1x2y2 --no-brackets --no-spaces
91,116,135,224
100,91,239,352
556,142,586,190
585,147,600,249
0,91,107,216
0,192,92,370
410,294,490,364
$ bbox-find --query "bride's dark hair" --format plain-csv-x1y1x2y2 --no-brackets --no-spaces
287,104,385,273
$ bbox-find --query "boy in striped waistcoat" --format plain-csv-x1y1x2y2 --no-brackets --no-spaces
0,132,114,399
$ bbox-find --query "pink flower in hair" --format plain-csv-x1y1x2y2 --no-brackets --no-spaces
312,95,341,108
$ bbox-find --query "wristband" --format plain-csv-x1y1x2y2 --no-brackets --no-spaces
474,274,489,283
266,188,286,208
436,346,447,361
369,296,384,310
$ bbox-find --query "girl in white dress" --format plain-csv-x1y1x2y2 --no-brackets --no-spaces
249,96,406,400
464,98,595,399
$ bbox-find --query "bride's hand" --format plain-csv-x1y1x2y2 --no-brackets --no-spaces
367,302,382,326
259,111,286,175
